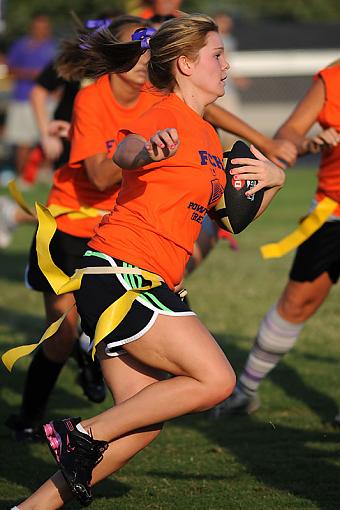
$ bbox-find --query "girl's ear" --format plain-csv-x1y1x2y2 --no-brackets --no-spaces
177,55,193,76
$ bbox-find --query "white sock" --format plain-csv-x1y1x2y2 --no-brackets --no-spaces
79,331,92,352
76,423,89,435
239,304,304,396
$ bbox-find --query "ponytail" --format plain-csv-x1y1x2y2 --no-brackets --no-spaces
56,15,151,81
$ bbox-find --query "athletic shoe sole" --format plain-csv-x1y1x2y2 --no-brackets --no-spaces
43,422,92,506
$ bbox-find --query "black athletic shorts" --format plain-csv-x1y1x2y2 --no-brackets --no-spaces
74,251,195,356
26,229,91,292
289,221,340,283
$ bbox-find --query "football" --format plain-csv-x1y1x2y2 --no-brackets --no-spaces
210,140,264,234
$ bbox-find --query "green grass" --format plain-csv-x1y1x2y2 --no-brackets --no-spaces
1,170,340,510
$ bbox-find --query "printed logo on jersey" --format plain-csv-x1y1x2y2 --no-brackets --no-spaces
208,179,224,205
198,150,224,173
106,138,116,154
187,201,208,224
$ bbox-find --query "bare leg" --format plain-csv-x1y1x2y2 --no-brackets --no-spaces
82,314,235,440
16,313,235,509
278,272,333,323
225,272,334,406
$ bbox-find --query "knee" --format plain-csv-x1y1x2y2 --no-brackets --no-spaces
279,294,313,323
202,366,236,410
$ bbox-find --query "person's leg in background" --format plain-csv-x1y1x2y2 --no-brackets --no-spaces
211,220,340,418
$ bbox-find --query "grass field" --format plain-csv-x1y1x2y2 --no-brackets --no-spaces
1,168,340,510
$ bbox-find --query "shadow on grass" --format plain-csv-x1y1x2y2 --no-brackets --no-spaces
1,328,339,509
0,441,130,507
0,307,44,340
177,413,340,510
0,249,28,283
176,333,340,510
216,332,339,423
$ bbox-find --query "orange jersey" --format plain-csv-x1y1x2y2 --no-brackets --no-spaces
315,63,340,215
89,94,226,288
47,75,161,238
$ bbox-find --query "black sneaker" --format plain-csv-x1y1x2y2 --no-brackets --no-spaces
44,417,108,506
74,338,106,404
5,413,43,442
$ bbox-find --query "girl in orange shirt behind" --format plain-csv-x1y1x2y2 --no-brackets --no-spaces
12,15,285,509
6,15,161,441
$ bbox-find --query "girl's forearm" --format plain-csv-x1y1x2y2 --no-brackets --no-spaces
255,185,283,220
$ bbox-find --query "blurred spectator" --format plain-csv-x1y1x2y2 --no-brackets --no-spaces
214,12,250,149
129,0,182,19
0,41,13,185
30,8,122,173
3,12,56,180
27,61,80,182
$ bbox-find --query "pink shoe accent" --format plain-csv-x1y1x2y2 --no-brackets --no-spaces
44,422,61,462
50,437,59,451
44,423,53,437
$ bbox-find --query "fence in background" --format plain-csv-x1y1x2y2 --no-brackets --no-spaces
228,48,339,136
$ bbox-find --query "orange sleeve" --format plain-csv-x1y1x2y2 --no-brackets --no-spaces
69,86,107,166
117,107,179,171
118,107,178,143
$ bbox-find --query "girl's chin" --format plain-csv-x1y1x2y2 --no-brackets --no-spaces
216,85,226,97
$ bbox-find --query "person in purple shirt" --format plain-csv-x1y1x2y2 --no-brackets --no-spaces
4,12,56,178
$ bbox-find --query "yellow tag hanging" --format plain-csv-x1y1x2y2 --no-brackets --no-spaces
8,179,36,217
2,304,75,372
90,271,161,359
2,203,162,370
260,197,338,259
8,178,107,221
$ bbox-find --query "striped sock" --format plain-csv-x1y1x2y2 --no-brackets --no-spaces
239,305,304,396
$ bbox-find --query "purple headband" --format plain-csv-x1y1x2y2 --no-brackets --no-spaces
80,18,112,50
131,27,156,49
84,18,112,30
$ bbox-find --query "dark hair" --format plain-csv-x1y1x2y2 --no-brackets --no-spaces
56,15,152,81
57,14,218,91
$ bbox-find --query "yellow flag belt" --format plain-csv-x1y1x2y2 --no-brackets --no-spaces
8,179,108,221
2,202,162,372
260,197,338,259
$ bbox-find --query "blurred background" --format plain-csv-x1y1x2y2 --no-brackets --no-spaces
0,0,338,183
0,2,339,130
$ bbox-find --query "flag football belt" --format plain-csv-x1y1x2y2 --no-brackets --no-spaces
2,202,163,372
260,197,338,259
8,179,108,220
